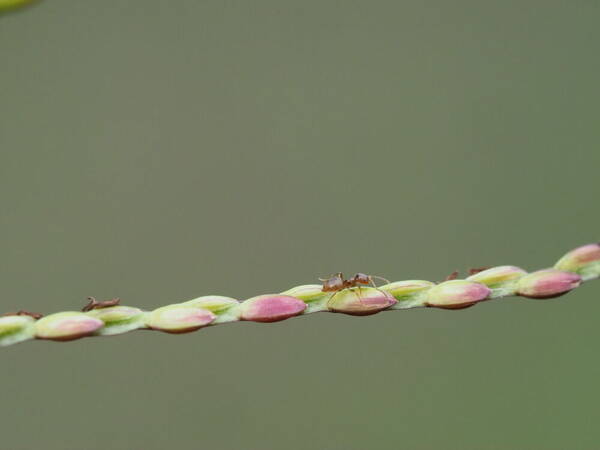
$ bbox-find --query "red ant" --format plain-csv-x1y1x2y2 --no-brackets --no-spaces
320,272,390,307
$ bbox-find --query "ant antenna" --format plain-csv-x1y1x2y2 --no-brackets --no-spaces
368,275,391,285
318,272,343,282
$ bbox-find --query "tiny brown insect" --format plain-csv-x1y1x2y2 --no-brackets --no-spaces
1,310,43,320
468,266,490,275
440,267,491,283
444,271,460,281
320,272,391,306
82,297,121,312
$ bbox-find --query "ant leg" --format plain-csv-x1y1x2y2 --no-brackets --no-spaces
376,287,393,302
344,285,366,305
326,288,365,309
369,275,391,285
326,290,340,309
356,286,367,305
367,278,387,297
354,286,392,307
366,279,393,303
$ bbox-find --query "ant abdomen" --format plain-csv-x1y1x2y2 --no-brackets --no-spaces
320,273,346,292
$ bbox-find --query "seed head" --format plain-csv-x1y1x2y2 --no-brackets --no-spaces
425,280,491,309
86,306,145,335
180,296,241,324
554,243,600,281
146,305,215,333
34,312,104,341
239,295,306,322
281,285,330,312
516,269,582,299
466,265,528,297
326,287,396,316
380,280,435,309
0,315,36,346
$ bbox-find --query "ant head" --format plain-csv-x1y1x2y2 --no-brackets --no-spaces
352,273,371,285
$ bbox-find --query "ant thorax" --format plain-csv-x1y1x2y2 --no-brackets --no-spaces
320,272,390,293
351,273,371,285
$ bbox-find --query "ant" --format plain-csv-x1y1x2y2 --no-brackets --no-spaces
319,272,391,307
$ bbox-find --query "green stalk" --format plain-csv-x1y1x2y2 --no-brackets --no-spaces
1,243,598,347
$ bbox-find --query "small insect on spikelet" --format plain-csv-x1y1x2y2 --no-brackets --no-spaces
1,310,43,319
81,297,121,312
320,273,396,315
320,272,390,297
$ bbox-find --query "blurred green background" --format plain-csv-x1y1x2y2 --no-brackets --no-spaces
1,1,599,449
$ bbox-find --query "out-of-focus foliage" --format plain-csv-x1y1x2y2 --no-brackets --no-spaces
0,0,39,14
